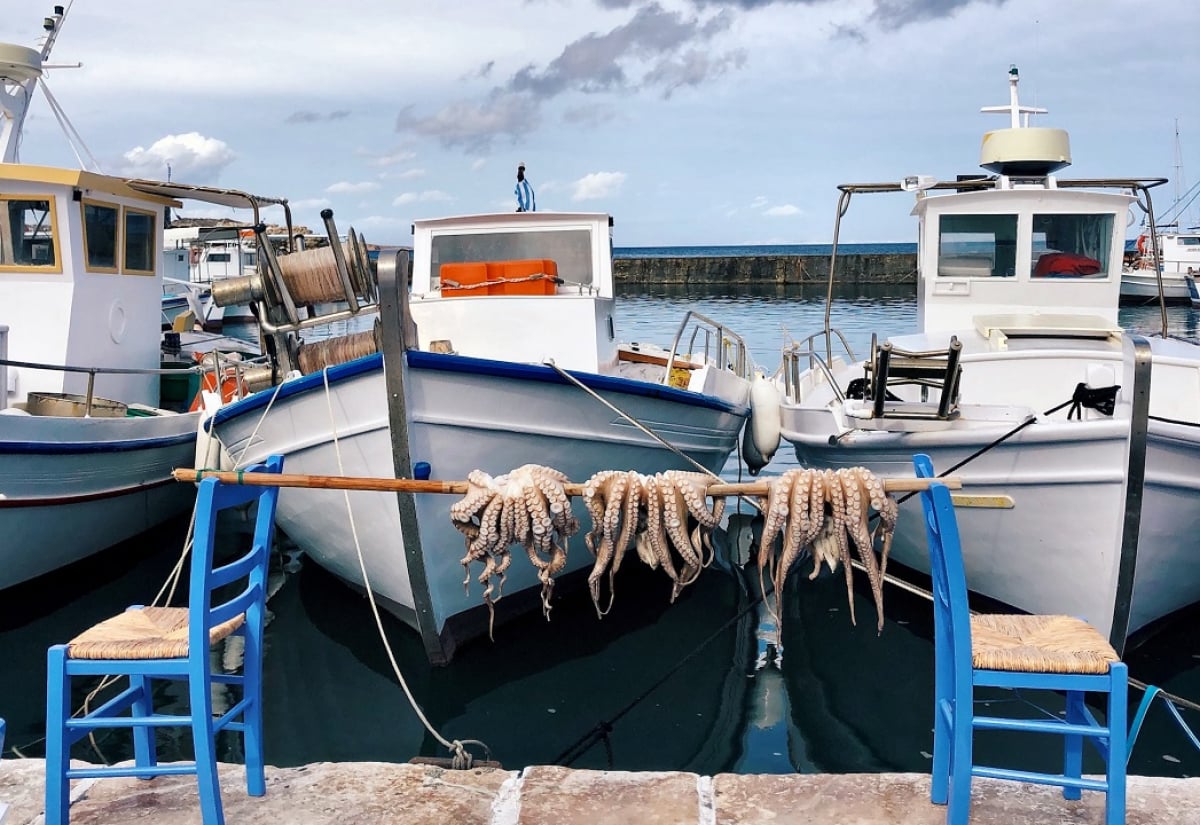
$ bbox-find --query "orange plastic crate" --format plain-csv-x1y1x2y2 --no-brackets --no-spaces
440,262,490,297
489,259,558,295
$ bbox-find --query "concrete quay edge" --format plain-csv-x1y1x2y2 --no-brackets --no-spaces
1,759,1196,824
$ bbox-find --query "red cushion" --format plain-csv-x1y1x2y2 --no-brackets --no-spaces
1034,252,1103,277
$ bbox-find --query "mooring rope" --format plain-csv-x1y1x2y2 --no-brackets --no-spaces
318,367,491,770
553,589,764,768
543,359,763,514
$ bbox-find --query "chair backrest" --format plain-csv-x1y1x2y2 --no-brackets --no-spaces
188,455,284,659
913,454,973,668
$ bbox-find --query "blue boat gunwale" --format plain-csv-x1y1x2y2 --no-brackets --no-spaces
0,430,197,454
209,349,749,430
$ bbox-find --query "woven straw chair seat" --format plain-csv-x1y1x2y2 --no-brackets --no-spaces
970,613,1119,674
66,606,244,660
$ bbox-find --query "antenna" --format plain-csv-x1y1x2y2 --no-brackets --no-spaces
980,65,1048,128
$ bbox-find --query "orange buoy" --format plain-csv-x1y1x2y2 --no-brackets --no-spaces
189,369,246,412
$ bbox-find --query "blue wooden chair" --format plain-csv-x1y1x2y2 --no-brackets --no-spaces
45,456,284,825
913,453,1127,825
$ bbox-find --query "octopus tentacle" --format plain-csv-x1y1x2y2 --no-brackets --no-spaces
840,468,884,633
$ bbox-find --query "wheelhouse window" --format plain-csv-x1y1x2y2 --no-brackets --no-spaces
431,228,594,289
937,214,1018,278
123,207,156,275
1031,213,1112,278
0,197,58,270
83,201,119,271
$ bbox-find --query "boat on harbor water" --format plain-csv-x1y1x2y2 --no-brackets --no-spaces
775,66,1200,652
0,8,282,589
205,209,761,664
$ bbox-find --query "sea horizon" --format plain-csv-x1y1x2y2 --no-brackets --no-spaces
612,242,917,258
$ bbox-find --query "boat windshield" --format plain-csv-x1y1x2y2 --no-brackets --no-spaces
937,214,1017,278
1,197,57,268
935,212,1114,280
430,227,595,289
1030,213,1112,278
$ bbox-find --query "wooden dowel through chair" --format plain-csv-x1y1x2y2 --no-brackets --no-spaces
172,468,963,497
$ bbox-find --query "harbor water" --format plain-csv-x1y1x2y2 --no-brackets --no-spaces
1,284,1197,781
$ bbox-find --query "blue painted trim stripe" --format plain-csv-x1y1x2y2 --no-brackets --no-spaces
0,431,196,455
211,350,747,427
0,476,179,508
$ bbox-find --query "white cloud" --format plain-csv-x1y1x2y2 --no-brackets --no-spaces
749,196,769,209
764,204,801,217
471,158,487,171
367,150,417,167
118,132,235,181
325,181,381,194
572,171,626,202
392,190,453,206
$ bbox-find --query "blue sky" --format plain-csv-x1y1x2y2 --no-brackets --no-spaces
6,0,1199,247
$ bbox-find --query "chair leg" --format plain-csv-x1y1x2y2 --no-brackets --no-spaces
946,692,973,825
189,674,225,825
45,646,72,825
130,674,158,779
241,630,266,797
1063,690,1084,801
931,696,951,805
1105,666,1128,825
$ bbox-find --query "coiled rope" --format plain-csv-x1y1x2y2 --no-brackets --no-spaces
297,328,379,375
277,246,349,305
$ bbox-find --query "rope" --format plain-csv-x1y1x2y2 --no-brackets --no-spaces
893,395,1075,507
543,359,763,514
553,589,764,767
318,367,490,770
277,246,348,305
297,329,378,375
1149,414,1200,428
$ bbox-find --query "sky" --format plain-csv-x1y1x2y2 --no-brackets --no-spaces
6,0,1199,247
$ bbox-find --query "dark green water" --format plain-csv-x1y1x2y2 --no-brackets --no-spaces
2,285,1197,778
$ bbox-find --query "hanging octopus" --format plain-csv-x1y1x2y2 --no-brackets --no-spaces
755,466,897,633
580,468,725,615
450,464,579,635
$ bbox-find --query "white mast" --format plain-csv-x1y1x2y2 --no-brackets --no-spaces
0,5,68,163
980,65,1047,128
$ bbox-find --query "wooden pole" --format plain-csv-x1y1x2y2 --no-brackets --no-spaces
172,467,963,496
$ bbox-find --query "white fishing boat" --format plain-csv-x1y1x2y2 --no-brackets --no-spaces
0,8,280,589
1121,226,1200,302
206,209,760,663
776,66,1200,652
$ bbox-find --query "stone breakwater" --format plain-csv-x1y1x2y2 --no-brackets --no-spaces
613,253,917,286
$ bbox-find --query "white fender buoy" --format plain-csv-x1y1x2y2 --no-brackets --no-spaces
193,400,233,476
741,371,782,476
742,415,768,475
749,370,782,460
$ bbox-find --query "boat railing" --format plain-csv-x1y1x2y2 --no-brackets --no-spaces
662,311,750,384
781,340,849,405
0,350,266,416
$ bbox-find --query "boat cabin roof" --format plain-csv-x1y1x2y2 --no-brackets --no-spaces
2,164,180,206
